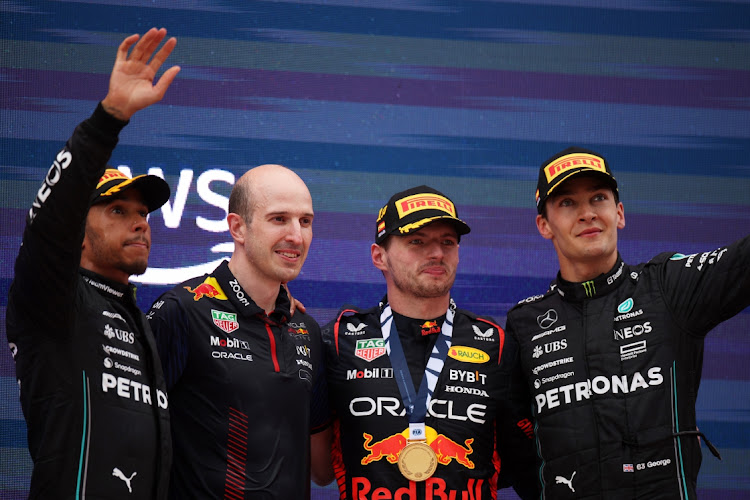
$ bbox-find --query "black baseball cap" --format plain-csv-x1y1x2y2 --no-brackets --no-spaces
536,146,618,214
375,185,470,244
90,168,171,213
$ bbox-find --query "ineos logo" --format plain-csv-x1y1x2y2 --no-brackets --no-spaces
537,309,558,329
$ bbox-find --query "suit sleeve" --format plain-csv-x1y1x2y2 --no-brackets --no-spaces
660,234,750,336
495,321,540,500
9,103,127,331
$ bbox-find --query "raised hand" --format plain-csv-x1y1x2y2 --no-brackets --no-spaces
101,28,181,121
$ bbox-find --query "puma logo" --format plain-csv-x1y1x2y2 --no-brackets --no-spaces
555,471,576,492
112,467,137,493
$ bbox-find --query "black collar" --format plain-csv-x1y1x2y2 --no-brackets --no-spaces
553,255,627,302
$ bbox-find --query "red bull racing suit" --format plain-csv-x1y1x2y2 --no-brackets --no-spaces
5,103,171,499
506,237,750,499
147,261,326,499
322,299,539,500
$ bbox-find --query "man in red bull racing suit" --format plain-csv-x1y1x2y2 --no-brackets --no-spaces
5,29,179,499
314,186,539,499
147,165,329,498
505,146,750,499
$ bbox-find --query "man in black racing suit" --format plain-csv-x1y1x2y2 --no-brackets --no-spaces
147,164,328,499
5,29,179,499
314,186,539,500
506,146,750,499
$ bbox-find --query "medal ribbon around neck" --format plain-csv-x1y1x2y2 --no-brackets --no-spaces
380,300,455,441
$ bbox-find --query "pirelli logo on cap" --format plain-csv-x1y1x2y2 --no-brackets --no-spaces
544,153,606,183
396,193,456,219
96,169,130,188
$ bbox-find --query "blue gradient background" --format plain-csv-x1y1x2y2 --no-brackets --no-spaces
1,1,749,498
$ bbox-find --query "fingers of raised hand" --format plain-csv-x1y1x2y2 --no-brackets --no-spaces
148,36,177,75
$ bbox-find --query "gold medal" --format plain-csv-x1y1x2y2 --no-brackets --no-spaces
397,440,437,482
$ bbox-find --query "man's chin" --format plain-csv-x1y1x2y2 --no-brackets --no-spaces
123,260,149,277
276,266,303,284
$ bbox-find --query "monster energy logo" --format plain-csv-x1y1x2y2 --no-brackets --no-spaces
582,280,596,297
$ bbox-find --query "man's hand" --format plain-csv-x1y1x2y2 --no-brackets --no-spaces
101,28,181,121
283,283,307,316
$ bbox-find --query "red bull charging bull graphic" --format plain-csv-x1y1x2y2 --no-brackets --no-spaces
351,426,488,499
184,276,227,301
361,427,475,469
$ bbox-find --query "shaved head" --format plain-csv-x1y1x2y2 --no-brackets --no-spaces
229,164,307,223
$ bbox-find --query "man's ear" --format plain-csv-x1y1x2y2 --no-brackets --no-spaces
227,213,246,245
617,201,626,230
371,243,388,272
536,214,554,240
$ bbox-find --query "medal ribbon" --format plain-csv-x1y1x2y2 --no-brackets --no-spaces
380,300,455,441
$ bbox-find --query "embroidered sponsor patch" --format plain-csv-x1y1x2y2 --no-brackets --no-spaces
355,338,386,362
212,309,239,333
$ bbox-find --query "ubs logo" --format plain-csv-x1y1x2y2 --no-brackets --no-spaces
103,324,135,344
537,309,558,329
533,339,568,358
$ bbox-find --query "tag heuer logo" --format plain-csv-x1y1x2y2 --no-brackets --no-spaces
355,338,386,362
212,309,239,333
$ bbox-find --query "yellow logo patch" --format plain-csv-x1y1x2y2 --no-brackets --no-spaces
448,346,489,364
544,152,605,183
395,193,456,219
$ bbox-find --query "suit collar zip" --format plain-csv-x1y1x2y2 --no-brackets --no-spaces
554,255,626,302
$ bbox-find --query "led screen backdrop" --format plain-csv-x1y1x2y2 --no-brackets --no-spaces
1,1,749,498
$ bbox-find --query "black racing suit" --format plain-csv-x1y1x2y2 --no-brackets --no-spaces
322,298,539,500
506,237,750,499
147,260,326,499
5,103,171,499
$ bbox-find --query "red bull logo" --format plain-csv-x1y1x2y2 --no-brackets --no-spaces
361,427,474,470
361,432,407,465
420,321,441,336
184,277,228,301
430,435,474,469
352,476,486,499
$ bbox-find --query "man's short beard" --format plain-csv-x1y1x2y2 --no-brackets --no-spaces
391,272,453,299
123,260,148,276
85,224,148,278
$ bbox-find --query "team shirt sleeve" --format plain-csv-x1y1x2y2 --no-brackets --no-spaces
659,234,750,336
147,292,190,391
